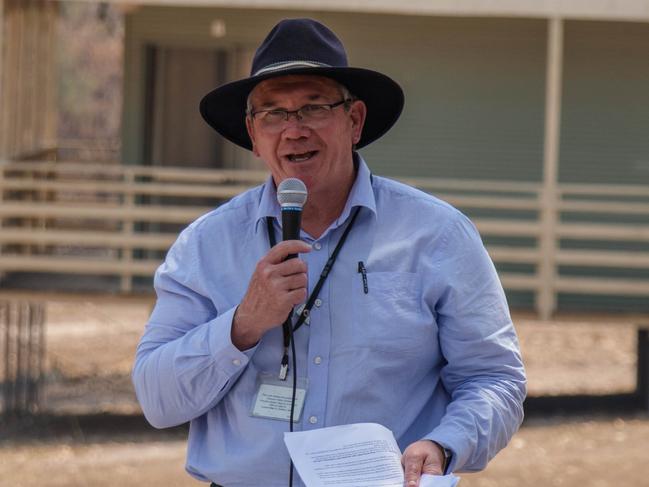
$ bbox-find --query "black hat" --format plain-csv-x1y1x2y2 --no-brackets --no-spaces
199,18,404,150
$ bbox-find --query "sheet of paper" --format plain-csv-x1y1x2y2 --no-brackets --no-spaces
284,423,402,486
420,473,460,487
284,422,460,487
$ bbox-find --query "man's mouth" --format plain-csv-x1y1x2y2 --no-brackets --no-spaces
286,151,318,162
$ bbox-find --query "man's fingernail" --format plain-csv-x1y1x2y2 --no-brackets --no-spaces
408,481,417,486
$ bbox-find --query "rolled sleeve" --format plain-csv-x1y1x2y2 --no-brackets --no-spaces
426,214,527,472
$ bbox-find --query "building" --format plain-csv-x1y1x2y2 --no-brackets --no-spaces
0,0,58,160
117,0,649,314
1,0,648,316
113,0,649,186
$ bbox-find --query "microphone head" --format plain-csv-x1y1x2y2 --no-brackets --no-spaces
277,178,308,208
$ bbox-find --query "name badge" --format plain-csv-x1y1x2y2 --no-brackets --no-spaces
251,374,308,422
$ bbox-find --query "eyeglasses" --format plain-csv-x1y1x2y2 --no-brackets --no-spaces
248,99,351,132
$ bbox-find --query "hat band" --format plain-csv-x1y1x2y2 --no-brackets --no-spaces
253,60,332,76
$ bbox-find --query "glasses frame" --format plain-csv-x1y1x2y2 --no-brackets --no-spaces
248,99,351,125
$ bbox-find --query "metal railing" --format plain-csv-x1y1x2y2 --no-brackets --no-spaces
1,160,649,319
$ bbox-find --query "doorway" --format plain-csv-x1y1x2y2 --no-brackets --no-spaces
144,45,227,168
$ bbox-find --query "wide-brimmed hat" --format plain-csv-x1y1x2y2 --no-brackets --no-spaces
199,18,404,150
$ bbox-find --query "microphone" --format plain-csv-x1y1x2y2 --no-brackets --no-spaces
277,178,308,259
276,178,307,487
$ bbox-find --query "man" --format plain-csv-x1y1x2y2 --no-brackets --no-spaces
133,18,526,487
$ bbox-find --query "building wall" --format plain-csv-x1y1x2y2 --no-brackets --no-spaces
560,20,649,185
123,6,266,168
342,15,547,181
0,2,4,151
121,7,649,311
124,7,649,187
0,0,58,159
122,7,548,181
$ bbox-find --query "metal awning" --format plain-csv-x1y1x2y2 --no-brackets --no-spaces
63,0,649,22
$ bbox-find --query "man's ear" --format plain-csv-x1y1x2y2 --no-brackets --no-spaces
245,116,260,157
349,100,367,146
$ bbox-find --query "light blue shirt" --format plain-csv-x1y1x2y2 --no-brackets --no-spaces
133,156,526,487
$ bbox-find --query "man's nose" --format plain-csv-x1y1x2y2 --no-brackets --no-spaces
282,117,311,138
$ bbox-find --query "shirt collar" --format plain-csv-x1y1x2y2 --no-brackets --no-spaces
334,153,377,227
255,175,281,230
254,153,377,234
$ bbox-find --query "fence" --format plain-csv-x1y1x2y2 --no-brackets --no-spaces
1,160,649,319
0,300,46,417
403,176,649,316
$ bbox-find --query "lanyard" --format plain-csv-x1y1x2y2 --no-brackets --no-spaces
266,205,361,379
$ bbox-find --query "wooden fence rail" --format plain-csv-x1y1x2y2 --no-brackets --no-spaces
1,160,649,318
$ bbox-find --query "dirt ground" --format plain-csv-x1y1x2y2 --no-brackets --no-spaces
1,293,649,486
3,414,648,487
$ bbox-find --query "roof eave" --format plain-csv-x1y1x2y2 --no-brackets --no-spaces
59,0,649,23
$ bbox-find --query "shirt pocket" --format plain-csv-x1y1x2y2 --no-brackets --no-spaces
351,271,432,354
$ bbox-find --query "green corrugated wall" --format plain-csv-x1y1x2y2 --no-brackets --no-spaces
560,20,649,184
122,8,649,311
123,8,649,186
340,16,547,181
122,8,548,182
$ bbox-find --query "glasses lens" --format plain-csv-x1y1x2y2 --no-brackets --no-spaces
300,105,331,120
253,101,345,131
262,110,287,124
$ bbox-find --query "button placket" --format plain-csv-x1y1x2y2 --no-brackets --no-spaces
303,233,332,431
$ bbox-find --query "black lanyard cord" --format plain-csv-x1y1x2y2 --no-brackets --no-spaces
266,205,362,349
265,169,370,487
267,206,361,487
287,308,297,486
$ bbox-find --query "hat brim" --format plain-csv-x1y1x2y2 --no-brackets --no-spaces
199,67,404,150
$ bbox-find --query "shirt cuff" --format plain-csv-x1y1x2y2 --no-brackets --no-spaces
423,426,468,473
206,306,258,375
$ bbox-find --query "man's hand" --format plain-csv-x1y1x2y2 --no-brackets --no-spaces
232,240,311,350
401,440,446,487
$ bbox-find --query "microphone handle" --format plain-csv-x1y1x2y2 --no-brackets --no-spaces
282,206,303,260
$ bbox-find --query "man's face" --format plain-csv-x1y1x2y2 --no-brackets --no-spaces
245,75,366,197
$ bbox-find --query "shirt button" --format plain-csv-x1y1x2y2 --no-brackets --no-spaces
314,299,322,307
313,242,322,250
232,359,241,366
314,356,322,365
309,416,318,424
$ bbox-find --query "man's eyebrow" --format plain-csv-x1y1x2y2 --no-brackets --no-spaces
256,92,329,109
257,101,280,109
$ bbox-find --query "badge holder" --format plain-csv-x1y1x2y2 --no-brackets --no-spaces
250,373,309,423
